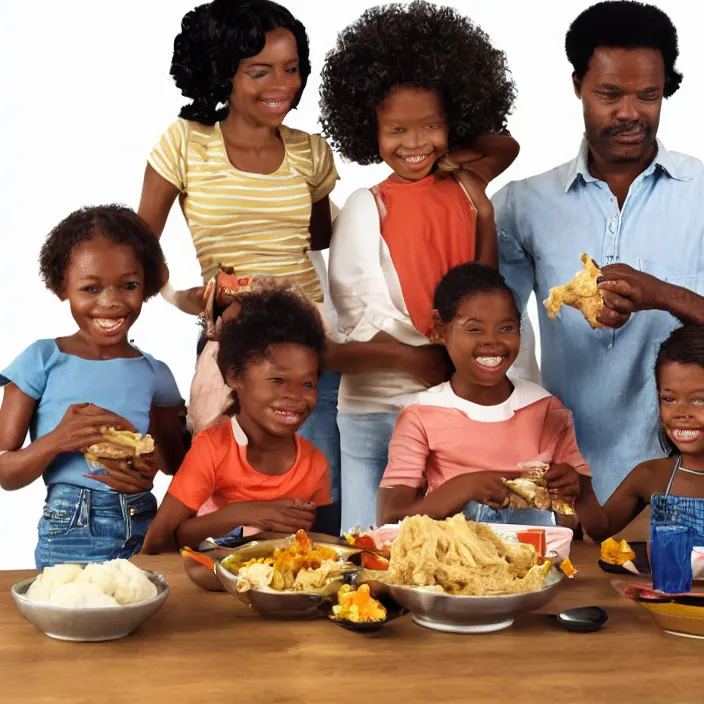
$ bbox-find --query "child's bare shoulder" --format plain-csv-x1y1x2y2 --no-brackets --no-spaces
629,457,673,495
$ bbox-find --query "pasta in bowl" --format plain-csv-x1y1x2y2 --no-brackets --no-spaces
381,515,563,633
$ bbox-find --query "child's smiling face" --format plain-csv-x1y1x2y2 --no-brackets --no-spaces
436,290,520,392
376,86,448,182
62,234,145,349
228,342,319,438
658,361,704,455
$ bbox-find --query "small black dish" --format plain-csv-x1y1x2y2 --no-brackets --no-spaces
327,603,407,633
550,606,608,633
597,542,651,577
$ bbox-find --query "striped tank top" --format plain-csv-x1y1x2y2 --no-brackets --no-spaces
148,119,338,302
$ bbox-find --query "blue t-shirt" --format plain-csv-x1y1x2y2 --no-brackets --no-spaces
0,339,183,491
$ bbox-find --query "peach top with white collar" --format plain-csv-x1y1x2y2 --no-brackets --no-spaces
168,416,331,513
380,378,589,492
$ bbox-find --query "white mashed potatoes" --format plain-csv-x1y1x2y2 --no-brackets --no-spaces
26,559,157,608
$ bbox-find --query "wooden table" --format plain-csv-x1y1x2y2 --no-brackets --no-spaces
2,542,703,704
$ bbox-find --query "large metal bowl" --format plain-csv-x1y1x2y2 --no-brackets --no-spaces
213,537,362,619
11,570,169,642
388,571,563,634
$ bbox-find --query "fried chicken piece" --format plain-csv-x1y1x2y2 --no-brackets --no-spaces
544,253,606,329
502,464,575,516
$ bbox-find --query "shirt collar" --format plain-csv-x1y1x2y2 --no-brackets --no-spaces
230,416,249,445
414,379,552,423
564,136,690,193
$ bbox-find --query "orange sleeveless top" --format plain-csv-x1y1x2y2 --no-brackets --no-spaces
371,174,477,338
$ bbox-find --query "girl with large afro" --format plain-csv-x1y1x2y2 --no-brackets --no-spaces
320,1,519,531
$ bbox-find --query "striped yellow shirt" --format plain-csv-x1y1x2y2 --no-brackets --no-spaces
148,119,338,302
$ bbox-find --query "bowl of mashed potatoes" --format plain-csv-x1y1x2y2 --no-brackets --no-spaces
11,559,169,641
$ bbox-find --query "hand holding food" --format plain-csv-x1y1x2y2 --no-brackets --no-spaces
502,462,575,515
82,426,158,493
544,462,581,507
455,471,510,509
86,453,160,493
544,253,606,329
49,404,138,456
597,263,667,328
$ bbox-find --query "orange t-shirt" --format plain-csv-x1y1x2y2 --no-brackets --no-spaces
371,173,477,338
168,417,331,512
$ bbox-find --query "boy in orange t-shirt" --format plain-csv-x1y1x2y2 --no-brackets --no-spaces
142,288,331,553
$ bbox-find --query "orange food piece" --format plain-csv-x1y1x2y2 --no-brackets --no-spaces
516,529,546,557
560,558,577,578
600,538,635,566
332,584,386,623
361,553,390,570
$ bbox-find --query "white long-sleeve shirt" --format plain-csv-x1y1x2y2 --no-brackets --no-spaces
329,188,428,413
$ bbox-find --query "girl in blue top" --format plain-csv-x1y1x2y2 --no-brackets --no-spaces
0,205,185,568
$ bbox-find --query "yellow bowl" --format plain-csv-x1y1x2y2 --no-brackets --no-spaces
640,602,704,639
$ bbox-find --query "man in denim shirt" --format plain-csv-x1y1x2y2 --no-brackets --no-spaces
495,1,704,502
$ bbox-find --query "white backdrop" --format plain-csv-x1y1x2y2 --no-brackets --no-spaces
1,0,702,568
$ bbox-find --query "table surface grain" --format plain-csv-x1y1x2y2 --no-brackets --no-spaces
2,542,703,704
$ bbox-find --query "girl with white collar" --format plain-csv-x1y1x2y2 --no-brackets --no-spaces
378,263,590,527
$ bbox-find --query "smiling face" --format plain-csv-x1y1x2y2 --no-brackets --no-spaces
436,290,520,402
376,86,449,182
575,47,664,166
230,27,302,128
62,234,144,349
658,361,704,456
228,342,319,438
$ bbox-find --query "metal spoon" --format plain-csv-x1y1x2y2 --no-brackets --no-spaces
550,606,608,633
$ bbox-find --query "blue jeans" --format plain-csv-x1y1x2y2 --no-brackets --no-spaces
298,371,341,536
337,411,398,532
464,502,557,526
35,484,156,569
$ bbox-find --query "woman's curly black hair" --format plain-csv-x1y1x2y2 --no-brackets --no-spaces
217,288,325,413
566,1,682,98
319,0,516,165
171,0,311,125
39,205,165,299
655,325,704,456
434,262,520,324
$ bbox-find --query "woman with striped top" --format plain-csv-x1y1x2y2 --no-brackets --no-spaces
137,0,342,533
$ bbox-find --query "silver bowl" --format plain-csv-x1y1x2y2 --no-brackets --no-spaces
214,559,344,619
388,571,563,634
11,570,169,642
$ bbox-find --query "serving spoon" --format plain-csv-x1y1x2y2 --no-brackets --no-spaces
549,606,608,633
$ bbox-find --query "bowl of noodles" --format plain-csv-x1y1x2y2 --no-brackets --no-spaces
379,515,563,634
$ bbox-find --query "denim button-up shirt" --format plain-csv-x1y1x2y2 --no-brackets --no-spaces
495,139,704,502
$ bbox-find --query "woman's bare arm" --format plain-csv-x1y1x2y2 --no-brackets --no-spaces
149,405,187,476
137,164,180,239
309,196,333,251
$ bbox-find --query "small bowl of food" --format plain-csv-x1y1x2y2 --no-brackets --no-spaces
213,530,368,618
327,583,406,633
11,560,169,642
612,579,704,639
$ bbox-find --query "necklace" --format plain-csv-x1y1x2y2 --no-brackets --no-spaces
678,465,704,477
